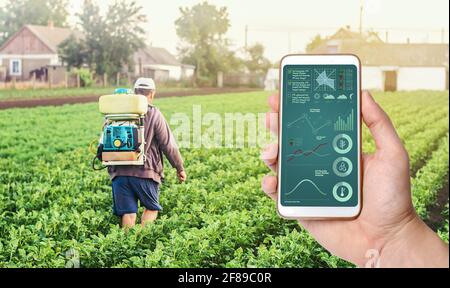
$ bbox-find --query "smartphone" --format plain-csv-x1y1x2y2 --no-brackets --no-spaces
277,54,362,219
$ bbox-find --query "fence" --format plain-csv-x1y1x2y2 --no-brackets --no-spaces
223,72,265,88
0,67,262,90
0,69,137,90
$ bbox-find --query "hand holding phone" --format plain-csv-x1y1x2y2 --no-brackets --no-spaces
278,54,362,218
261,86,448,267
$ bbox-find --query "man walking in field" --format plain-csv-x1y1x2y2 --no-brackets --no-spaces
106,78,186,228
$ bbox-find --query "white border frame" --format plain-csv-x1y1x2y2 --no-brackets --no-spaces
277,54,362,219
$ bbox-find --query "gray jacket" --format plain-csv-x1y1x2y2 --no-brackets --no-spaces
107,105,184,183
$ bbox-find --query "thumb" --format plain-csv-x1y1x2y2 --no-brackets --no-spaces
361,91,405,156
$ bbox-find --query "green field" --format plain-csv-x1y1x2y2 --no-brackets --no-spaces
0,90,448,267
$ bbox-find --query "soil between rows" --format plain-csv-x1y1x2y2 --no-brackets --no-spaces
0,88,260,110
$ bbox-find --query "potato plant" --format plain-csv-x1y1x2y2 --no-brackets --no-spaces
0,91,448,267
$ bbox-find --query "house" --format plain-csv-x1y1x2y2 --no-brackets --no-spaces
316,27,384,54
133,46,195,82
0,23,82,84
0,23,195,85
310,27,449,91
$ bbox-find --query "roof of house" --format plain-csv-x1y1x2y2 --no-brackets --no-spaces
329,27,383,43
1,25,193,68
0,24,83,53
26,25,83,52
134,46,181,66
311,28,449,67
340,42,449,67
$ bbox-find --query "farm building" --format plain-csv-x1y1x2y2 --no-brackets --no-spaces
0,23,194,85
132,46,195,82
0,23,82,84
309,28,449,91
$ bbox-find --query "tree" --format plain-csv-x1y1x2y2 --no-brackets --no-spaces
306,34,325,53
104,0,146,75
175,2,233,85
58,34,87,69
75,0,146,76
243,43,271,75
0,0,69,44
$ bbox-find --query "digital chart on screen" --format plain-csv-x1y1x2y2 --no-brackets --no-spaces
281,65,358,207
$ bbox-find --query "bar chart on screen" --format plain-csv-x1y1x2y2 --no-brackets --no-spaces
334,109,354,132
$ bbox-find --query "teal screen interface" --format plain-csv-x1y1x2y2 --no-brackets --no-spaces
281,65,358,207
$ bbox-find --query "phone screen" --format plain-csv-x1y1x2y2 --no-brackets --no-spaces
280,64,358,207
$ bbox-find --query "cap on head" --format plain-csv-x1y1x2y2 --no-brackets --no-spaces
134,78,156,91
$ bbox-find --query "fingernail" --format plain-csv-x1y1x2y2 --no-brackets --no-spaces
260,146,270,160
261,175,269,189
261,175,276,194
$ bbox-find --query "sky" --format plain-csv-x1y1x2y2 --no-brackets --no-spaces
68,0,450,62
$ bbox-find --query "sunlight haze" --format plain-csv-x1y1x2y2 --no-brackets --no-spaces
57,0,450,62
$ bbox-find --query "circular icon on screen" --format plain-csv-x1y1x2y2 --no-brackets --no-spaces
332,157,353,177
332,134,353,154
333,182,353,202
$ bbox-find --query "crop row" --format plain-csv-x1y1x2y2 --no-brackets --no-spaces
438,204,449,243
0,90,448,267
362,111,449,174
218,134,450,269
411,134,449,219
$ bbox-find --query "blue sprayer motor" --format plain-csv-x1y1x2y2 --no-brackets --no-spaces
96,88,148,166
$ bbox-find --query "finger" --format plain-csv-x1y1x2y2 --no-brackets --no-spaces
260,143,278,172
362,152,373,162
265,111,279,135
261,175,278,201
268,94,279,112
361,91,404,154
266,94,280,135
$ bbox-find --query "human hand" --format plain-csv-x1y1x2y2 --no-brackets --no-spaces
177,170,187,183
261,90,449,267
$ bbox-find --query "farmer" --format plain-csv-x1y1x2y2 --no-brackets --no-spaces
106,77,186,228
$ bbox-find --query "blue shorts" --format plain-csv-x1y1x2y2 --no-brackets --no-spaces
111,176,162,216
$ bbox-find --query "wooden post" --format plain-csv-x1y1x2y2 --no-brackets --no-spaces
64,71,68,88
217,71,223,88
76,72,80,88
0,67,5,88
12,76,16,89
103,73,107,87
31,73,36,89
116,72,120,86
48,68,53,89
2,69,6,88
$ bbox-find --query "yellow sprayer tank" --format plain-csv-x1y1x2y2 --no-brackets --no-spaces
99,94,148,115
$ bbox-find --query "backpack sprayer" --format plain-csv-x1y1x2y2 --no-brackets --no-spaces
92,88,148,169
